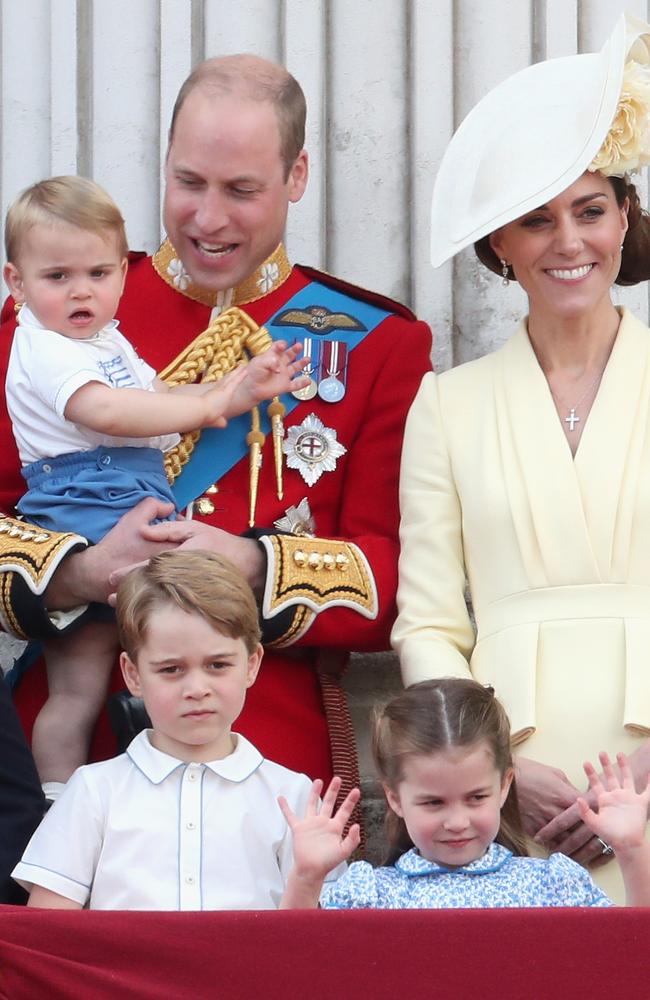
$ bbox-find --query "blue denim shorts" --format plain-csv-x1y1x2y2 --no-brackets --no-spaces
18,446,178,544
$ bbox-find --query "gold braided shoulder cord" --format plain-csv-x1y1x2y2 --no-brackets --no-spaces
159,306,273,485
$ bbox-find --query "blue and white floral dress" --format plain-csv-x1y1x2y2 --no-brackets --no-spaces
320,843,612,909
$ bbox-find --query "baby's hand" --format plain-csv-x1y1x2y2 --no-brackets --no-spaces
279,776,361,881
201,365,249,427
577,751,650,855
243,341,310,405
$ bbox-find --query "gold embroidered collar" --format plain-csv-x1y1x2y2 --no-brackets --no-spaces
152,239,292,309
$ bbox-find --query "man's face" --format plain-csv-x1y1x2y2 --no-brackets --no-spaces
163,89,308,291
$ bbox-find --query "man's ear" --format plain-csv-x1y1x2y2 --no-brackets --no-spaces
4,262,24,302
120,651,142,697
287,149,308,204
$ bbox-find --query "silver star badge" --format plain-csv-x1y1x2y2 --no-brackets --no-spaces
273,497,316,536
282,414,347,487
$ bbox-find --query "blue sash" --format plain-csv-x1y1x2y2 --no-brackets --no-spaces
171,280,390,509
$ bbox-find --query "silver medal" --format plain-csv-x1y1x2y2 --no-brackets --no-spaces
292,336,320,401
318,340,347,403
317,375,346,403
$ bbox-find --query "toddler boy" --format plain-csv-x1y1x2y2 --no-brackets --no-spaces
3,176,308,798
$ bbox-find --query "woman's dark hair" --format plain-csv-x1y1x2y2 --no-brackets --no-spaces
474,174,650,286
372,678,528,865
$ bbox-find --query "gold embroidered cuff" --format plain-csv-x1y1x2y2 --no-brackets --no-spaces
0,514,87,638
259,535,378,645
265,606,316,648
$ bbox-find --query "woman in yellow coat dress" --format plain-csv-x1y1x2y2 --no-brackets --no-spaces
392,14,650,901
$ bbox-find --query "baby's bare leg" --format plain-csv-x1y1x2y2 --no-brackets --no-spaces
32,621,118,784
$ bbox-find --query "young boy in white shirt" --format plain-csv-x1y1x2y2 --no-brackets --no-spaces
12,549,358,910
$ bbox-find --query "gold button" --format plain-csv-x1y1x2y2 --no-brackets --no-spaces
205,484,219,495
308,552,323,571
322,553,335,571
335,553,350,571
293,549,307,567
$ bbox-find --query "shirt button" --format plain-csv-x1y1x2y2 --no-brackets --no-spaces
188,772,197,782
185,876,195,885
100,455,111,466
186,821,196,830
42,463,52,473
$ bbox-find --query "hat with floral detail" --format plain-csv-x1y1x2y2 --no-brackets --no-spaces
430,13,650,267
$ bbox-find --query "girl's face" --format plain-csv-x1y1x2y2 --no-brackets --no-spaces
384,741,513,868
488,171,628,325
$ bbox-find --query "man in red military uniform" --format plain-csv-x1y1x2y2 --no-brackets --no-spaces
0,54,431,802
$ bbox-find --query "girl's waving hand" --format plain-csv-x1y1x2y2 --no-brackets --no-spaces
577,752,650,906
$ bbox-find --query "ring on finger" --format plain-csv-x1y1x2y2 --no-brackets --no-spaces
597,837,615,857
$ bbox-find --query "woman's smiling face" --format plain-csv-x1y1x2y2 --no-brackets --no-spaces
489,172,629,324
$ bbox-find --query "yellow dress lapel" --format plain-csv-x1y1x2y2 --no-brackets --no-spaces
574,308,650,579
494,321,599,585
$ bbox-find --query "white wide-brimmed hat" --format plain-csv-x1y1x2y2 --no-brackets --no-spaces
430,13,650,267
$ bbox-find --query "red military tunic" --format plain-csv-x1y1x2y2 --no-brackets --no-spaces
0,243,431,783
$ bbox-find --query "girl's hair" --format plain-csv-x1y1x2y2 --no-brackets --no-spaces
372,678,528,865
474,174,650,286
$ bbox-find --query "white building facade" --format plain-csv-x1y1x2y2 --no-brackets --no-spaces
1,0,646,371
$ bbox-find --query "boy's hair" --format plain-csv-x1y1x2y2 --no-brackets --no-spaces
5,175,128,262
372,678,528,864
168,54,306,181
116,550,262,660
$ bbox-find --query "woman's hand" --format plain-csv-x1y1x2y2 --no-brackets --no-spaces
514,756,581,838
535,797,608,869
515,756,618,869
536,745,650,869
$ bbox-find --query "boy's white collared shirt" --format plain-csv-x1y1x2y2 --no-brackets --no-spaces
13,731,338,910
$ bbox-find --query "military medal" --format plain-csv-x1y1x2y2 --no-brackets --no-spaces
293,379,318,401
318,341,347,402
292,337,319,401
283,413,347,487
273,497,316,536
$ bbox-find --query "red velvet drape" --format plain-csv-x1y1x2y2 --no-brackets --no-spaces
0,907,645,999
